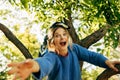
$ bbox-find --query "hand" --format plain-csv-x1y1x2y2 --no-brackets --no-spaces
48,39,56,52
7,59,39,80
105,60,120,71
47,39,59,54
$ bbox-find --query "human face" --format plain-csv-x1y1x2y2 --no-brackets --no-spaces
53,27,69,53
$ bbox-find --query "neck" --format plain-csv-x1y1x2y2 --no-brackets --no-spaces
58,49,68,57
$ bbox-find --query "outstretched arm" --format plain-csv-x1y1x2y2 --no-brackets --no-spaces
8,59,40,80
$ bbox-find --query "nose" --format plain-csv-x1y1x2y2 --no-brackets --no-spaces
60,35,64,40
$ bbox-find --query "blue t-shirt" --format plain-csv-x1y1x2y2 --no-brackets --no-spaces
33,43,108,80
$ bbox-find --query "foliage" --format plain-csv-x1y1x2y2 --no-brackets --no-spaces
82,67,102,80
0,0,120,79
8,0,120,49
0,69,8,80
16,27,40,58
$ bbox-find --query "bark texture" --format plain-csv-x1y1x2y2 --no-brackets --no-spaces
96,64,120,80
0,23,33,59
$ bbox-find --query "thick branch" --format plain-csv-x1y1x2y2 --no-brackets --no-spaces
80,24,110,48
64,16,111,49
96,64,120,80
0,23,33,59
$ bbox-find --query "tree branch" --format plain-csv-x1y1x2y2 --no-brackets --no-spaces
64,17,80,44
96,64,120,80
80,24,111,48
0,23,33,59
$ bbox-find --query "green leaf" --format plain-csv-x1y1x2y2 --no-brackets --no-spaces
93,43,102,46
97,48,102,52
20,0,29,9
113,41,118,48
108,0,115,4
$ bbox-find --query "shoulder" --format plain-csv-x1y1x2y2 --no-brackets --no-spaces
70,43,89,54
71,43,82,50
35,51,58,65
72,43,79,47
41,49,57,57
43,50,58,58
68,43,81,54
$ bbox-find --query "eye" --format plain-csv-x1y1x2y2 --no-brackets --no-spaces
63,32,67,36
54,34,60,38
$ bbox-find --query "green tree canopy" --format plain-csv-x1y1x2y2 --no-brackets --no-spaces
0,0,120,80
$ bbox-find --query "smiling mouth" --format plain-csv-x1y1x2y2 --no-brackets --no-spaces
60,42,66,46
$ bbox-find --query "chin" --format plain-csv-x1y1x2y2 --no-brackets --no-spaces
61,47,67,50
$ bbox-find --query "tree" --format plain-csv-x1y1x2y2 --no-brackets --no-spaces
0,0,120,79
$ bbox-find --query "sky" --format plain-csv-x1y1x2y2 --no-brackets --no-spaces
0,0,45,42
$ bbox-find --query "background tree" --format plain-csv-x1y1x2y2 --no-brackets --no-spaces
0,0,120,80
0,1,40,79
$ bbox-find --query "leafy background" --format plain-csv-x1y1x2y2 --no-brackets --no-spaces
0,0,120,80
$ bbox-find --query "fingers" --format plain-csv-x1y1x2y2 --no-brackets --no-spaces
8,62,19,67
7,62,24,79
13,72,22,80
8,60,33,70
9,68,31,80
8,67,24,80
109,65,118,72
48,40,56,52
106,60,120,72
7,59,34,80
8,62,20,75
13,71,28,80
111,61,120,71
47,39,60,54
8,67,19,75
113,61,120,64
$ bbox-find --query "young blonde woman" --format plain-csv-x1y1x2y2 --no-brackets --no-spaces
8,22,120,80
